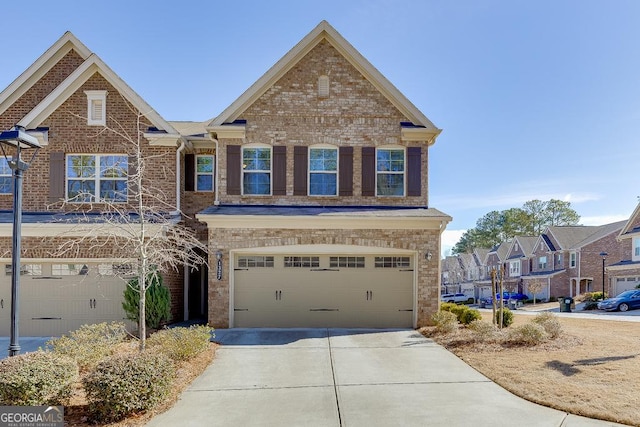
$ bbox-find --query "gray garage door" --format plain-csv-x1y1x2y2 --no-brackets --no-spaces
0,262,130,337
233,253,414,328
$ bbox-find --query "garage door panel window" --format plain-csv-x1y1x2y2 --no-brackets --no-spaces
52,264,89,276
4,264,42,276
309,147,338,196
98,263,135,277
284,256,320,268
376,148,405,196
242,147,271,195
67,154,128,202
237,256,274,268
329,256,365,268
374,256,410,268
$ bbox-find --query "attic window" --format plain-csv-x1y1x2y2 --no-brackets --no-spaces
318,75,329,97
85,90,107,126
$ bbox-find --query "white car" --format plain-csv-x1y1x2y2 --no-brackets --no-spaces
440,293,471,304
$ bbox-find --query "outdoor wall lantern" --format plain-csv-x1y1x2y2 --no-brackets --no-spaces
425,251,433,261
0,126,41,357
215,250,223,281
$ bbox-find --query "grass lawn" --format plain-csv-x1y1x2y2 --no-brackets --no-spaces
422,311,640,426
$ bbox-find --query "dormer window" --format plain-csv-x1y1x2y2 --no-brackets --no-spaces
85,90,107,126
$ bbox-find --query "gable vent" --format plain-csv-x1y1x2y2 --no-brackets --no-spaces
318,75,329,97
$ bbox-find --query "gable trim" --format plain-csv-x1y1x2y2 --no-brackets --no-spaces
0,32,91,116
18,54,180,138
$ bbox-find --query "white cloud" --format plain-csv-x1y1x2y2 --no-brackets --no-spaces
580,215,629,226
441,229,466,258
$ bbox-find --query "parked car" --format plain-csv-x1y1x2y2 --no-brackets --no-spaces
597,289,640,312
481,292,528,306
441,293,472,304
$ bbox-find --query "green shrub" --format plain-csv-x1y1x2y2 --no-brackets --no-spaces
147,325,213,361
531,312,562,338
0,351,78,405
468,320,498,341
495,307,514,328
588,291,606,301
47,322,127,371
508,323,548,345
432,310,458,334
439,302,458,312
83,351,175,422
123,272,171,329
459,308,482,325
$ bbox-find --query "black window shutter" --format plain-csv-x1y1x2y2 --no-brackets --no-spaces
407,146,422,197
226,145,241,195
339,146,353,196
49,152,65,202
185,154,195,192
293,146,308,196
272,146,286,195
361,147,375,197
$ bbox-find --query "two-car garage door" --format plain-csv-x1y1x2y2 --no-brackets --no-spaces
233,252,415,328
0,262,129,337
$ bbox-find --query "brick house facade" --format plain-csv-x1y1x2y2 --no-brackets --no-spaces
0,22,451,335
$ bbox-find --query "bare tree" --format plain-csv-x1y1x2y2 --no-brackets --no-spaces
527,280,545,305
49,99,207,350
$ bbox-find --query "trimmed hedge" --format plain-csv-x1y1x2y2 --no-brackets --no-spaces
494,307,514,328
508,323,547,345
147,325,213,361
83,351,175,422
47,321,127,371
0,351,78,406
432,310,458,333
440,302,482,325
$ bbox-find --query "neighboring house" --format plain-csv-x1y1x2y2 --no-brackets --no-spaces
0,21,451,335
608,203,640,295
0,32,190,336
503,236,537,292
523,221,625,299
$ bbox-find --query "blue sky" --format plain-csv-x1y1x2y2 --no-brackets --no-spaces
2,1,639,254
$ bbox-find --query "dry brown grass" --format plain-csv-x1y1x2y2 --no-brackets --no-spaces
64,342,217,426
422,314,640,426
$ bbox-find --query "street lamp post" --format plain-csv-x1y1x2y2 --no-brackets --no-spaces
0,126,41,357
599,251,608,301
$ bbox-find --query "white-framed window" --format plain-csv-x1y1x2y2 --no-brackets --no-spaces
237,256,274,268
4,264,42,276
509,260,520,276
570,252,577,268
376,147,405,196
196,155,214,191
242,145,271,195
52,264,89,276
84,90,107,126
375,256,410,268
0,158,11,194
634,237,640,261
309,145,337,196
330,256,365,268
284,256,319,268
66,154,128,202
538,256,547,270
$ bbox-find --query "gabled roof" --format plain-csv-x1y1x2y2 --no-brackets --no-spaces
0,32,91,116
618,202,640,239
509,236,538,258
572,220,625,248
208,21,440,141
18,52,179,138
545,225,599,250
473,248,490,265
488,242,509,262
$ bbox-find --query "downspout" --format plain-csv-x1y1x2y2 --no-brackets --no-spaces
174,139,186,215
576,249,581,297
213,135,220,205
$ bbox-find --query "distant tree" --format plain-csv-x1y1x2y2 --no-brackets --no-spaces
453,199,580,253
527,280,545,304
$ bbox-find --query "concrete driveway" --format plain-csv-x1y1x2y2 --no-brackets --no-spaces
146,328,621,427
